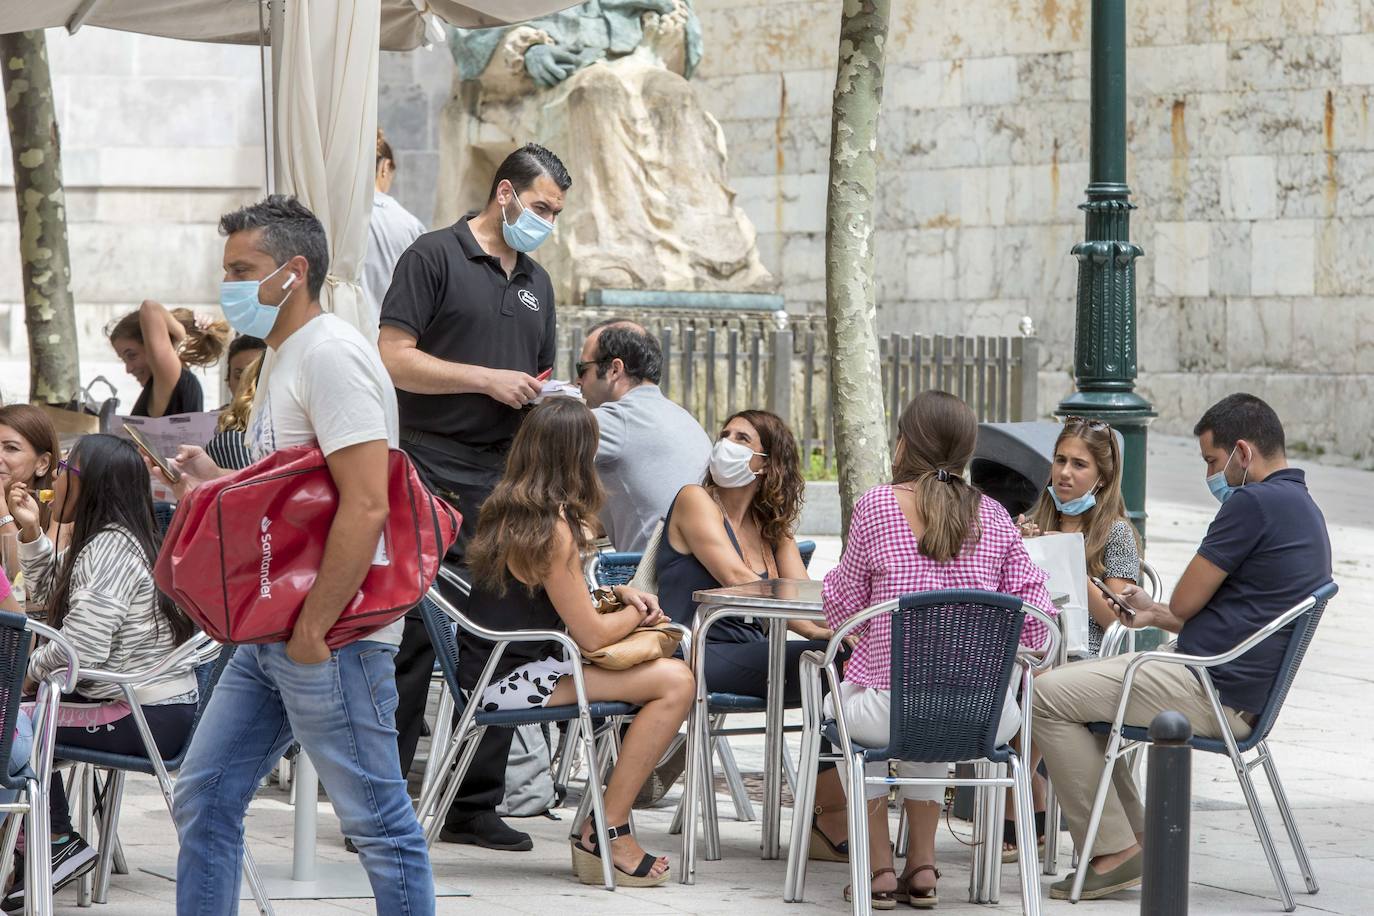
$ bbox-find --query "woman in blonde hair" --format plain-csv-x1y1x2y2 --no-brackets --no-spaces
363,128,427,322
1020,416,1140,655
822,390,1055,908
107,300,229,417
1002,416,1141,860
204,335,267,471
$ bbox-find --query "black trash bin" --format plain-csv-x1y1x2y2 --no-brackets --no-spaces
971,422,1063,520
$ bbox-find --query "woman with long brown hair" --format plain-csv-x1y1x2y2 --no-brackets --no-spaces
107,300,230,417
0,404,59,539
822,391,1055,907
655,409,853,858
463,397,693,887
1020,416,1141,655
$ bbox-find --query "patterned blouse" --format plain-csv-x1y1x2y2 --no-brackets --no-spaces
822,485,1056,690
1085,519,1141,656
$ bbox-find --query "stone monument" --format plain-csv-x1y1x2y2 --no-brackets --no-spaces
437,0,775,305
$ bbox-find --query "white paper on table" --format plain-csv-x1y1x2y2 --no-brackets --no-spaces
109,412,221,501
1022,532,1091,656
532,380,583,404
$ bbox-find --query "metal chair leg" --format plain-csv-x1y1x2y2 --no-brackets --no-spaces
1259,744,1318,895
241,844,274,915
425,726,485,848
1041,779,1059,875
554,717,583,791
1233,750,1296,911
783,709,820,903
713,728,755,822
110,834,128,876
701,716,722,861
419,686,455,803
76,765,94,907
28,776,53,916
1068,732,1126,903
1010,754,1042,916
846,752,872,916
0,812,19,896
987,764,1006,904
895,804,909,858
92,770,125,903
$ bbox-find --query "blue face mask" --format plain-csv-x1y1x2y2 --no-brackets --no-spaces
1206,446,1246,504
501,190,554,253
219,260,295,339
1048,484,1098,517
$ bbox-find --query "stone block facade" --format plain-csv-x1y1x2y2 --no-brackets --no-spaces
689,0,1374,461
1,4,1371,460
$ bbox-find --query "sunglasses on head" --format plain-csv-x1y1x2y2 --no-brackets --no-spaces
1063,416,1110,431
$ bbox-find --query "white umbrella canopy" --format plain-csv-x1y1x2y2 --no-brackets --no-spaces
0,0,578,51
0,0,581,341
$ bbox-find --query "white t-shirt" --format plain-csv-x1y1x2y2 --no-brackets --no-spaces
247,313,403,645
363,192,426,324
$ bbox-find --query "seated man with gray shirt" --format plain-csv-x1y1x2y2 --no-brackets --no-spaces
577,320,711,552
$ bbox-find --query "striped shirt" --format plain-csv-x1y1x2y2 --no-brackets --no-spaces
205,426,254,471
822,485,1056,690
20,526,196,702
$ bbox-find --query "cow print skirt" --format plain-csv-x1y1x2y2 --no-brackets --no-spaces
478,656,576,712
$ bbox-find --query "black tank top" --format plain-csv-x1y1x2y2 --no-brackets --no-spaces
656,489,768,644
458,570,562,692
132,366,204,417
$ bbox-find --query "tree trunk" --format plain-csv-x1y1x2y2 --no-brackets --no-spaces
824,0,892,537
2,30,80,404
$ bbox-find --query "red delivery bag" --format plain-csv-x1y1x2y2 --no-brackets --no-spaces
155,445,459,648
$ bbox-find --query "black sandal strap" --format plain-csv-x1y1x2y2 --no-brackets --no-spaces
627,852,659,878
605,822,634,841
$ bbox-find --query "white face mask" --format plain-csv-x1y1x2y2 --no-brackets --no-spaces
709,438,766,489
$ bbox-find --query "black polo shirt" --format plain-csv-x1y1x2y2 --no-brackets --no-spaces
379,217,556,456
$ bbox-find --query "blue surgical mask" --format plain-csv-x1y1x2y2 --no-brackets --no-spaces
1048,484,1097,517
501,191,554,253
1207,446,1246,505
219,261,295,339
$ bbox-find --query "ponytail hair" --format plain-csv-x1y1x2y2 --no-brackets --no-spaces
891,390,982,563
106,308,231,369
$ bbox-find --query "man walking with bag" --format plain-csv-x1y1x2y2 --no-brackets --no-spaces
161,196,433,915
378,143,568,852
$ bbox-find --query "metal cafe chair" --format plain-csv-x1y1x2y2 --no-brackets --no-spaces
0,615,80,916
784,591,1059,915
588,540,820,836
1071,581,1338,911
47,635,273,913
416,566,646,890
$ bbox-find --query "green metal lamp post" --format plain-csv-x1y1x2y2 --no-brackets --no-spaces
1057,0,1154,539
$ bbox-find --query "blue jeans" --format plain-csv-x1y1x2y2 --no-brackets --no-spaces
172,642,434,916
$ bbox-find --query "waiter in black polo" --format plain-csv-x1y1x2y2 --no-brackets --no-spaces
378,143,568,852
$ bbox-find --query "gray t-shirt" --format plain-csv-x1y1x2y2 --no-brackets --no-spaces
592,385,712,552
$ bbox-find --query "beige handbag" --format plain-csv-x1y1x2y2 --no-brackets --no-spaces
580,585,681,670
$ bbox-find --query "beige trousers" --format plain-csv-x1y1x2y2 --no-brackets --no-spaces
1031,650,1252,857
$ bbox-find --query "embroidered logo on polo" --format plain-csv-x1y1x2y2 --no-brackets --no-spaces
518,289,540,311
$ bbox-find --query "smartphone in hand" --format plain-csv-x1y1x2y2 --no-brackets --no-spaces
124,424,183,484
1091,576,1136,618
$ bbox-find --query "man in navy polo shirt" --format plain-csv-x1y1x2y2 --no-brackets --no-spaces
378,143,568,853
1033,393,1332,901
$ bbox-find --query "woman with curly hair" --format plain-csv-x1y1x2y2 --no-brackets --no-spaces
462,397,693,887
657,409,853,859
107,300,230,417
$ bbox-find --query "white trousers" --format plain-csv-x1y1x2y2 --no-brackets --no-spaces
828,680,1022,802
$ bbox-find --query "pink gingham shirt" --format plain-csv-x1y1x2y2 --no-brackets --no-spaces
822,485,1055,690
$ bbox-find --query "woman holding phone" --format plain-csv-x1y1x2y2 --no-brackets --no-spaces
1009,415,1140,860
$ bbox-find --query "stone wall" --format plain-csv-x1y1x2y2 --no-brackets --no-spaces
2,7,1371,460
0,29,264,407
689,0,1374,461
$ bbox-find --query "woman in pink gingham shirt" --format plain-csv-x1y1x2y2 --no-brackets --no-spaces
821,391,1055,908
